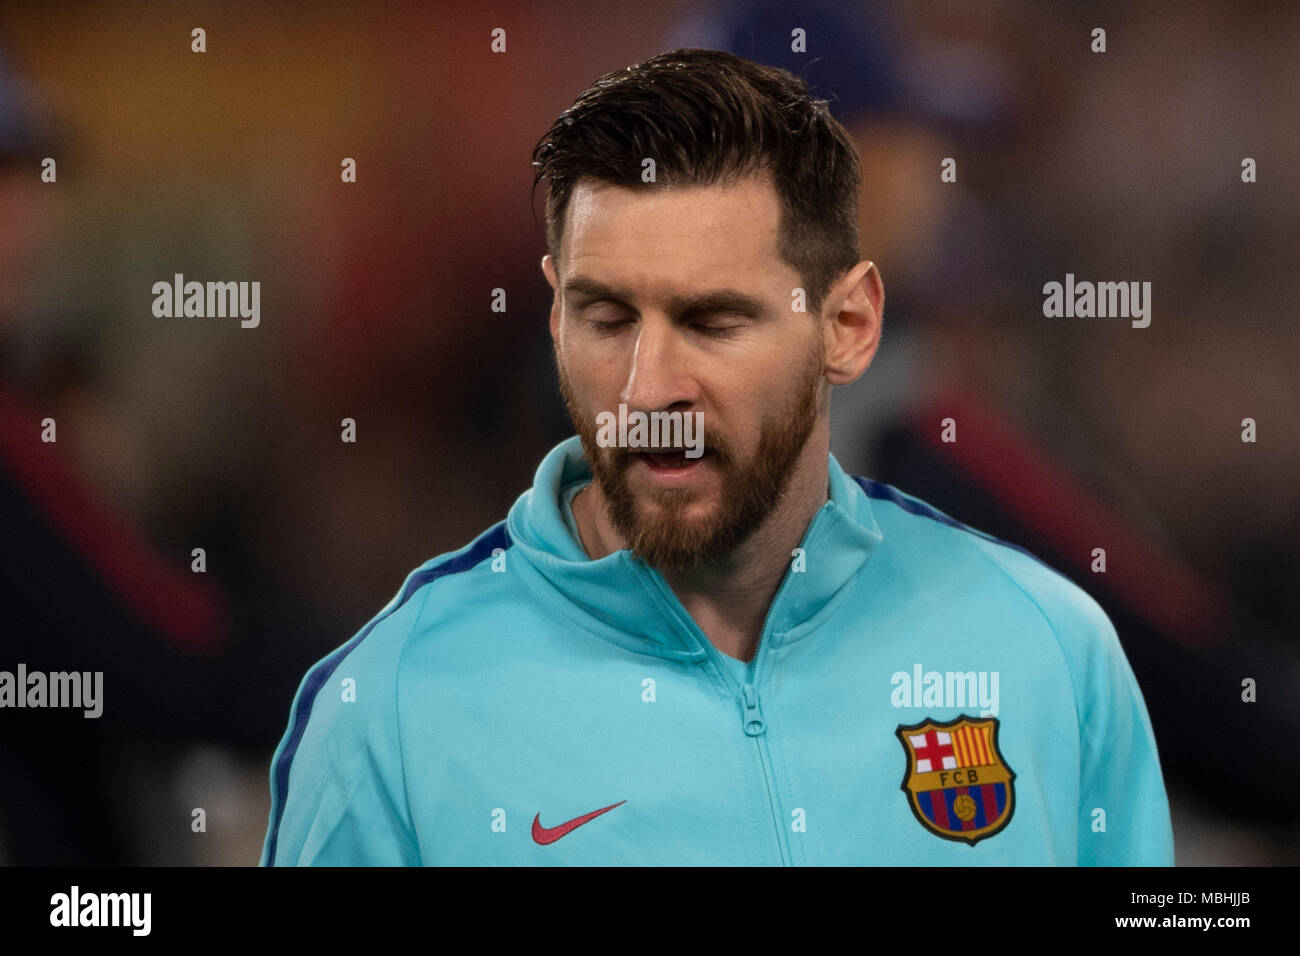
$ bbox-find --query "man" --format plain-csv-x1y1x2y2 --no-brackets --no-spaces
261,49,1173,866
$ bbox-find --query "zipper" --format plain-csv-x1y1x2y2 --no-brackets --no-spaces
739,680,787,865
740,535,809,867
741,500,835,865
638,501,834,867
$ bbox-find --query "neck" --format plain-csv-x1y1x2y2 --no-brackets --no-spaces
571,425,831,663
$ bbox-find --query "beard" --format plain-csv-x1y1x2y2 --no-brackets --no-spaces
557,340,824,573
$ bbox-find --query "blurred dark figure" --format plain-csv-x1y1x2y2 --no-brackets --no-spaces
0,48,319,864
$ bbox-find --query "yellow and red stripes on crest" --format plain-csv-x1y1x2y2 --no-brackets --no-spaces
951,723,995,768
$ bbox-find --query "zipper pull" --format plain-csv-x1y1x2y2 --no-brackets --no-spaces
740,682,766,736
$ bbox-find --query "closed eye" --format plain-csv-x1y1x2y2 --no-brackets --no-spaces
586,318,632,335
691,322,739,339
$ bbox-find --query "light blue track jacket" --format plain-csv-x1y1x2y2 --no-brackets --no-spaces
261,436,1174,865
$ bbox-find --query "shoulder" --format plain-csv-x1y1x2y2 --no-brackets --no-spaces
851,476,1119,662
272,522,510,788
263,521,512,864
299,520,511,711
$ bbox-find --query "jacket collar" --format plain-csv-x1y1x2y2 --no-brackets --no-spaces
506,436,883,661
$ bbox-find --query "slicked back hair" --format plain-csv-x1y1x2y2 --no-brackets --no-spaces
531,48,863,317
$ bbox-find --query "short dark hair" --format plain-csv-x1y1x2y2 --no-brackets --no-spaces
531,48,863,316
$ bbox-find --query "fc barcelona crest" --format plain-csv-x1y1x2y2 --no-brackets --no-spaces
896,716,1015,845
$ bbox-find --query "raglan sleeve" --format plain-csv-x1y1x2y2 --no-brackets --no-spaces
259,604,423,867
1066,593,1175,866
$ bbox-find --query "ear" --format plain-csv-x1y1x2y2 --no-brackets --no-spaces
542,254,561,343
823,260,884,387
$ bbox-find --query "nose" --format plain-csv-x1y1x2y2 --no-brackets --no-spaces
619,315,699,412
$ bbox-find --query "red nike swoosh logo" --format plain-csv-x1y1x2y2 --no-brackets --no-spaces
531,800,627,845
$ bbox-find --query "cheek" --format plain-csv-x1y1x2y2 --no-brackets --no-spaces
728,370,801,443
558,359,612,414
564,350,625,397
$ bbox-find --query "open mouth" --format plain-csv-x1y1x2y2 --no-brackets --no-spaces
636,448,710,471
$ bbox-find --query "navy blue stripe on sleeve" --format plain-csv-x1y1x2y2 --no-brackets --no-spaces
853,476,1071,583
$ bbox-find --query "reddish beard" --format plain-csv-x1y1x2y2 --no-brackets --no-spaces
557,342,824,572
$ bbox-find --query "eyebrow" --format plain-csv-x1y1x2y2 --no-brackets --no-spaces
562,274,768,319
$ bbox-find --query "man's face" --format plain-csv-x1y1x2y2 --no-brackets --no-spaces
546,173,828,572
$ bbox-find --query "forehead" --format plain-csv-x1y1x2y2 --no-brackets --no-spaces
559,173,787,287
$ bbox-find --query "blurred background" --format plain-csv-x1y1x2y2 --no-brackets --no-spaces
0,0,1296,865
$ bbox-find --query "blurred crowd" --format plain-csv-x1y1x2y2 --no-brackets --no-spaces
0,0,1296,864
